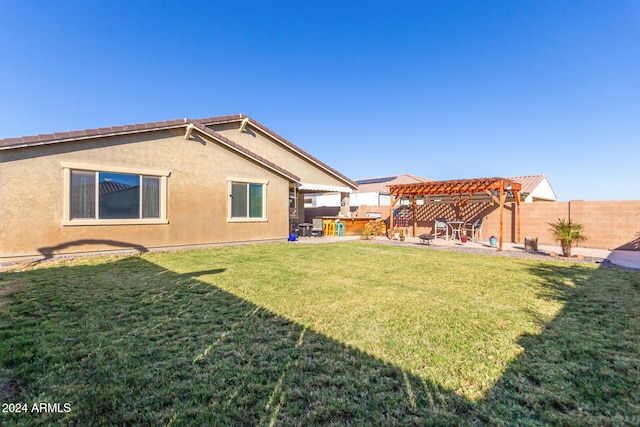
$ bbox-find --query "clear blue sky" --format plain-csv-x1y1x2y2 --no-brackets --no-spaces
2,1,639,200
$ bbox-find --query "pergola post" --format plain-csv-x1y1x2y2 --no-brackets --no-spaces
498,185,505,251
388,194,400,237
412,197,417,237
515,190,521,243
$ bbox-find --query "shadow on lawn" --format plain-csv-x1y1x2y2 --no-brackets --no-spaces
1,257,639,425
479,264,640,425
38,239,149,260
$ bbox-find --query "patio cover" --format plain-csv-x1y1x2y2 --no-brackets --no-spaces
297,183,353,193
388,177,522,250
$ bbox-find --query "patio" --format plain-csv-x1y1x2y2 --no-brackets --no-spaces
388,177,523,251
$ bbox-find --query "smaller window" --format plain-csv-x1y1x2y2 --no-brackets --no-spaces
228,179,267,221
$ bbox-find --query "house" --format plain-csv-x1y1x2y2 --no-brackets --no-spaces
0,115,357,261
305,173,556,207
507,175,557,202
305,174,431,208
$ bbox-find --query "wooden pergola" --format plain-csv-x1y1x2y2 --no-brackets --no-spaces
388,177,522,250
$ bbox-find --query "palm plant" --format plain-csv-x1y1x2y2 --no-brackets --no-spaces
548,218,587,257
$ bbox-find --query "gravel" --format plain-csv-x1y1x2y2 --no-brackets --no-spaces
368,238,606,266
1,238,607,271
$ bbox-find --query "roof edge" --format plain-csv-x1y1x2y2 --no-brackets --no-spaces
0,117,301,183
0,119,188,151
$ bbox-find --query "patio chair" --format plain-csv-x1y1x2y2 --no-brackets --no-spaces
434,217,448,240
311,218,323,236
466,218,483,242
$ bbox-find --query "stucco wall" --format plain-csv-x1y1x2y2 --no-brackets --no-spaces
0,129,291,259
212,122,349,187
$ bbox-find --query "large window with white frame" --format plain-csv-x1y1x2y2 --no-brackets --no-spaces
61,162,169,225
228,178,268,222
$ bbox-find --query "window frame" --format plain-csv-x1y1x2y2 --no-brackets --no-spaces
61,161,169,226
227,177,268,222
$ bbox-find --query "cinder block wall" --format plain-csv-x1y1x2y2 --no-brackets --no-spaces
471,200,639,250
353,200,640,250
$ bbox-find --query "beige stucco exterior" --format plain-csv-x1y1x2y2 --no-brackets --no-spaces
212,122,350,188
0,119,353,260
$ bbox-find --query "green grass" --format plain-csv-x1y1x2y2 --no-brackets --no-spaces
1,242,639,425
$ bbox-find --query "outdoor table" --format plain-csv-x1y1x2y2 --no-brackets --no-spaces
298,223,313,237
447,220,466,241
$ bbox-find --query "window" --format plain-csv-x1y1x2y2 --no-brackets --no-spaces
70,171,162,220
228,178,268,222
62,162,169,225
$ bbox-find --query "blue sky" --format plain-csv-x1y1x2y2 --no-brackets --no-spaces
1,1,639,200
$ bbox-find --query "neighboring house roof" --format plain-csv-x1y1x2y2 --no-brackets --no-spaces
354,174,432,194
507,174,557,201
352,173,555,201
98,181,132,195
0,115,357,188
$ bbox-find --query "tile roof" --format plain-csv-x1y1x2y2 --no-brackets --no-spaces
507,174,557,200
99,181,133,195
0,115,365,185
0,119,188,150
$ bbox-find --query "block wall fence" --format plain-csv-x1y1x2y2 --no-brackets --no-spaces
347,200,640,250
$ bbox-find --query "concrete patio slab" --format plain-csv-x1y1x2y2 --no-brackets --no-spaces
606,250,640,271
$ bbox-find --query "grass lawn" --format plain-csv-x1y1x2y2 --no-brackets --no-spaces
1,242,639,425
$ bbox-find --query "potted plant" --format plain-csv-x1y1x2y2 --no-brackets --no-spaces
548,218,587,257
361,221,376,240
489,235,498,247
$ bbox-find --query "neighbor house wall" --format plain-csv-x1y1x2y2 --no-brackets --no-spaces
0,129,291,260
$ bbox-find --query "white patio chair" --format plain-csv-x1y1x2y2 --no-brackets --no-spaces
434,217,448,240
466,218,483,242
